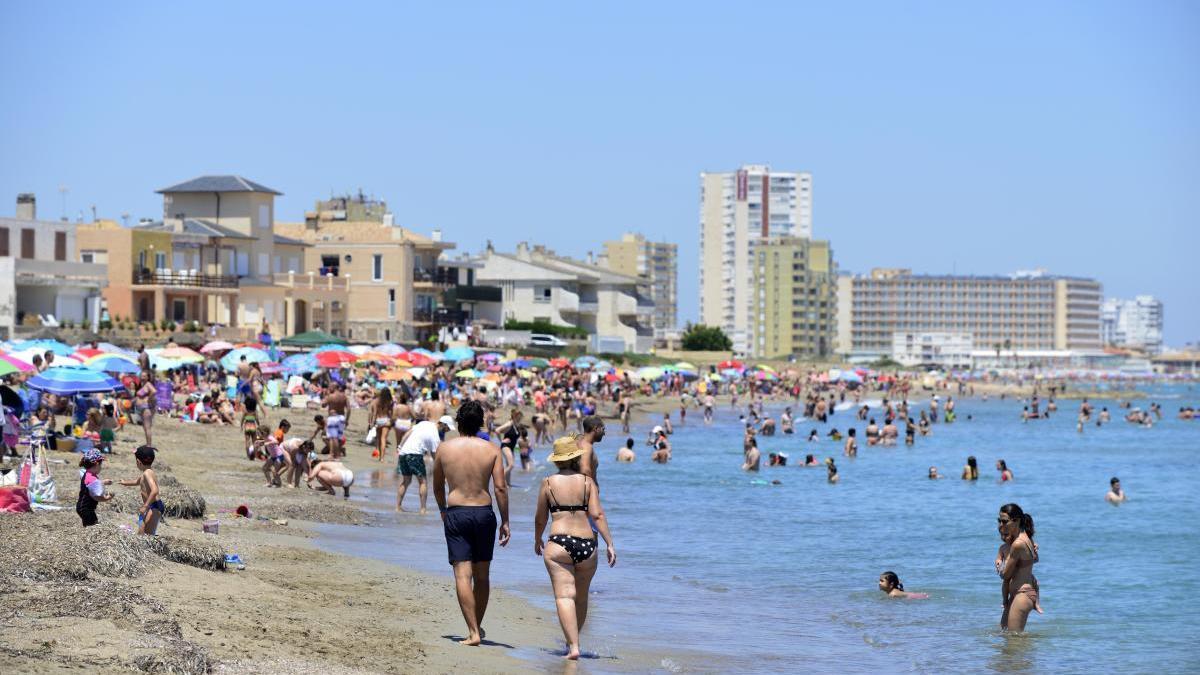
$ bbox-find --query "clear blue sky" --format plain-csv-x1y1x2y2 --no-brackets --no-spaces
2,1,1196,345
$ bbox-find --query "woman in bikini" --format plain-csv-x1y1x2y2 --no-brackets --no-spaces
996,502,1042,631
533,436,617,660
135,370,157,446
369,387,393,462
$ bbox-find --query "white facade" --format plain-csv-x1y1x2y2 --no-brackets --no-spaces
892,332,974,368
700,164,813,354
0,215,107,338
474,243,654,353
1101,296,1164,355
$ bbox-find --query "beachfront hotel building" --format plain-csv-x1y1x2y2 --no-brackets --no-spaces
78,176,351,339
749,237,837,359
699,164,814,354
473,242,655,353
835,268,1103,360
599,233,677,334
0,194,108,338
1101,296,1164,355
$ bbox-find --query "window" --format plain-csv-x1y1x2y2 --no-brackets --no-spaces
258,253,269,276
55,232,66,261
258,204,270,229
388,289,396,318
534,286,551,303
21,229,34,258
373,254,383,281
154,252,167,269
273,256,282,273
236,251,249,276
81,252,94,264
0,227,8,256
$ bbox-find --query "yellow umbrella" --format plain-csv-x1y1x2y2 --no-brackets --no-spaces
517,368,534,378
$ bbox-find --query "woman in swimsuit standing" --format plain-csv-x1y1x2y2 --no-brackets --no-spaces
533,436,616,660
996,502,1040,631
135,370,157,446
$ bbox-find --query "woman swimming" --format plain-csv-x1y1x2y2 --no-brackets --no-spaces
534,437,617,660
962,455,979,480
996,459,1013,482
878,571,928,599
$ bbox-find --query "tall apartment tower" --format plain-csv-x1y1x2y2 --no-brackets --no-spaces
1101,295,1164,354
601,233,678,333
699,165,813,354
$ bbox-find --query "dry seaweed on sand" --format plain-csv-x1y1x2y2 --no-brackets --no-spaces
132,637,212,674
0,510,225,582
110,480,207,519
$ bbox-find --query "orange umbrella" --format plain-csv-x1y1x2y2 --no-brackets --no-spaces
380,369,413,381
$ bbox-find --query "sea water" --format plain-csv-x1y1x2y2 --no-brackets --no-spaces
318,386,1200,673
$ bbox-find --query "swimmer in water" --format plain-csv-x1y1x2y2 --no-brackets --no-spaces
843,428,858,457
928,466,944,479
878,571,929,599
804,453,819,466
742,438,761,472
962,456,979,480
1105,476,1127,505
997,459,1013,482
616,437,636,463
828,428,842,442
825,457,839,484
807,429,819,443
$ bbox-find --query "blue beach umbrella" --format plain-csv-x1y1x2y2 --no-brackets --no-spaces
221,347,271,370
574,355,598,368
84,354,140,374
443,346,476,362
27,365,124,395
15,339,75,356
281,353,319,375
312,344,350,354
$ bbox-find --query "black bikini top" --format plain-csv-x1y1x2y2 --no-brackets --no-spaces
547,475,588,513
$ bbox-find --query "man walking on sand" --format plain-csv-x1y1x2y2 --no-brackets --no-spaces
433,400,510,646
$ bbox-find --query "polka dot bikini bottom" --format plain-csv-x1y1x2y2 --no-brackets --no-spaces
549,534,598,563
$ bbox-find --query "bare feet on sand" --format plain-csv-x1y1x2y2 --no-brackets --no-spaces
564,645,580,660
461,632,482,646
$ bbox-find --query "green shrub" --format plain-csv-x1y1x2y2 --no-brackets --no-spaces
503,319,587,339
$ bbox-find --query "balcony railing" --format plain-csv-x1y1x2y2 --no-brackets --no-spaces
414,307,468,325
133,269,238,288
413,268,457,285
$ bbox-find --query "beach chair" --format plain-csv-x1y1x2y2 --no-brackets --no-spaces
289,394,310,410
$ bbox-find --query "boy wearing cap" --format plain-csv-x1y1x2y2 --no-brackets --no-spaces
395,415,456,513
432,400,510,647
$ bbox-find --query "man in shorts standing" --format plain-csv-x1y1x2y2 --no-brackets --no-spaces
396,414,454,513
432,400,510,646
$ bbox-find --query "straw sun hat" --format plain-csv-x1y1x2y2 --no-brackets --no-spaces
548,436,586,463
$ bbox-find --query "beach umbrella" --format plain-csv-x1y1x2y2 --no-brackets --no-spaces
407,367,427,379
476,352,501,362
443,346,476,362
399,351,436,367
525,357,550,369
0,354,34,373
346,345,372,356
199,340,235,354
281,353,319,375
503,358,529,368
517,368,534,378
158,346,204,363
46,355,85,367
95,342,131,354
221,347,271,370
235,342,268,350
16,339,75,356
26,365,123,395
674,362,697,371
636,366,665,380
410,347,437,358
73,348,105,360
755,371,778,381
311,343,351,354
574,355,598,367
373,343,406,356
708,373,722,381
356,351,398,365
315,350,357,368
548,357,570,369
593,360,613,371
717,360,744,370
455,368,479,379
84,354,140,374
258,362,284,376
0,359,25,378
755,364,777,373
380,368,413,381
720,368,742,379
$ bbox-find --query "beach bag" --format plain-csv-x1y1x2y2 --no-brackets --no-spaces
26,450,56,503
364,426,377,445
0,467,16,486
0,485,30,513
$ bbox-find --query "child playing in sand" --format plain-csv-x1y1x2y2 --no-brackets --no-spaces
282,437,315,488
309,414,331,455
117,445,164,535
76,449,113,527
241,397,261,460
272,418,291,444
306,459,354,499
254,427,287,487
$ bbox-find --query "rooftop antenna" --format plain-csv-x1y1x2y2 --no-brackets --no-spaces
121,212,130,227
58,184,69,221
90,204,97,221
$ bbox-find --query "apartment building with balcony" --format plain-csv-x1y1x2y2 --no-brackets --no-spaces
276,204,456,343
835,268,1103,360
699,164,815,354
600,232,677,334
474,242,655,353
0,194,108,338
1101,295,1163,355
78,176,351,338
750,237,837,358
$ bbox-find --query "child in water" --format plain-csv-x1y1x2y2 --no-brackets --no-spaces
116,445,163,535
878,571,929,599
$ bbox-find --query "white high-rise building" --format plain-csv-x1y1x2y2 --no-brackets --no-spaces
699,164,813,354
1101,296,1164,354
